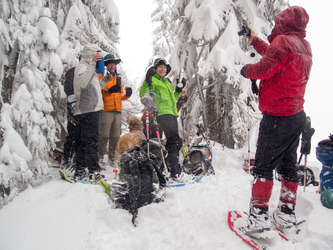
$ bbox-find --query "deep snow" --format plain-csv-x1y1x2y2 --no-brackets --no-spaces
0,143,332,250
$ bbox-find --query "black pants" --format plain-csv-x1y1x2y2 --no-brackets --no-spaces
253,110,306,182
75,112,100,172
157,114,182,155
63,105,80,163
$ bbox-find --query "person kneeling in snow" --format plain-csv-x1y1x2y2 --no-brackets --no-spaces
239,6,312,238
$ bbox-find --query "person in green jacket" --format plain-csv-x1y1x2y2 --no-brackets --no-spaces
139,58,186,179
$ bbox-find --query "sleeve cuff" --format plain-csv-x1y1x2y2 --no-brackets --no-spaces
240,65,247,78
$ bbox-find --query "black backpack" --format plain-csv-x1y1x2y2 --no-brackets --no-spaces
64,67,75,97
182,145,215,176
109,145,166,226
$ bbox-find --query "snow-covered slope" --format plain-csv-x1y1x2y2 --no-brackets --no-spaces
0,144,331,250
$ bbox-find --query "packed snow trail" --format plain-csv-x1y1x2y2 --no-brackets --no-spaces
0,145,332,250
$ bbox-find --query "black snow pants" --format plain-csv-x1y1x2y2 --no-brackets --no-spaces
157,114,182,155
253,110,306,182
75,112,100,173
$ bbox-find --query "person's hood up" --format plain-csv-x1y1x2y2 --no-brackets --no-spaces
80,44,101,63
268,6,309,43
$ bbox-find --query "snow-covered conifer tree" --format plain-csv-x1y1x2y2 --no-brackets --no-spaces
169,0,288,149
151,0,177,60
0,0,63,205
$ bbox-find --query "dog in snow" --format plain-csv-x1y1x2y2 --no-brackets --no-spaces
114,116,146,163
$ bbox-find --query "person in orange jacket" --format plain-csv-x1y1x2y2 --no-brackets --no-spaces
98,54,132,166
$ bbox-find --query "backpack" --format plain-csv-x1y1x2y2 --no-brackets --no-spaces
316,134,333,209
109,145,166,226
64,67,75,97
182,145,215,176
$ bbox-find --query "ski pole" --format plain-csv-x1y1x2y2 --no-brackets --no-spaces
303,154,307,191
185,107,190,150
150,111,169,185
247,97,251,173
146,110,150,159
182,108,189,155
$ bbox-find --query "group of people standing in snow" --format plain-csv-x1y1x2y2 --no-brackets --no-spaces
61,5,317,237
61,46,185,182
61,45,133,181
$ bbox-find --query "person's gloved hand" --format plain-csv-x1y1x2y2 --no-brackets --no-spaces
145,67,156,86
176,94,188,109
251,79,258,95
125,87,132,97
176,78,186,92
108,84,121,93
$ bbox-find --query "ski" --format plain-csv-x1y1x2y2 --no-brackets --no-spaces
59,169,75,183
167,174,204,188
58,169,91,184
228,211,269,250
99,179,112,195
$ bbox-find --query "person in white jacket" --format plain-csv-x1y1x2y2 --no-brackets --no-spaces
73,44,109,181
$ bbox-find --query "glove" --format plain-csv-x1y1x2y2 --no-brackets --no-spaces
175,78,186,92
125,87,132,97
240,65,248,78
251,79,258,95
300,117,315,155
145,67,156,86
108,84,121,93
177,94,188,109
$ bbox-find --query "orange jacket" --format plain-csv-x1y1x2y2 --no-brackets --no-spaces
98,74,129,112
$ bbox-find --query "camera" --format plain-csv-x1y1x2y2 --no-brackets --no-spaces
238,25,251,37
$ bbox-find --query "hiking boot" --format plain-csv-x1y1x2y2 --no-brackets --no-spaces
272,202,298,233
60,160,69,170
73,168,87,181
237,206,271,239
88,171,104,183
165,153,182,178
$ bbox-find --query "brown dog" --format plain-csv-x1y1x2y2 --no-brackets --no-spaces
114,116,146,163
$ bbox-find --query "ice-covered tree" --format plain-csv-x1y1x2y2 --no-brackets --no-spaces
169,0,289,149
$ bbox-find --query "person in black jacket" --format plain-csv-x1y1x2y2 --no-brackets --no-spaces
61,67,80,171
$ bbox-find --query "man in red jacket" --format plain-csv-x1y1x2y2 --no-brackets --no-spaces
239,6,312,238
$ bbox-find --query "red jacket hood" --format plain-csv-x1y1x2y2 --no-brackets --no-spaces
268,6,309,43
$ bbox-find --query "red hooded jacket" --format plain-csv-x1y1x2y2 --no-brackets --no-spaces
243,6,312,116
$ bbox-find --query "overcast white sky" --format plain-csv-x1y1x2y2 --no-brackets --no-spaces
115,0,332,161
116,0,154,83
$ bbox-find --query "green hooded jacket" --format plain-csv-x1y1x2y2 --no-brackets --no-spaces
139,74,181,117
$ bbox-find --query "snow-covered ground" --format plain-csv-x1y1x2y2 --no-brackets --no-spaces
0,144,331,250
